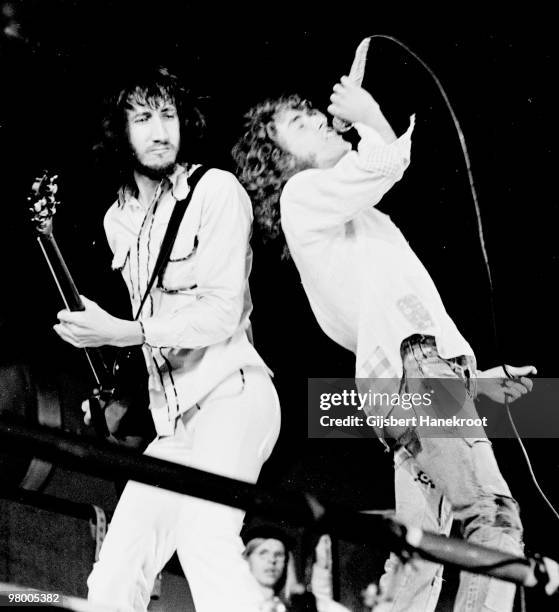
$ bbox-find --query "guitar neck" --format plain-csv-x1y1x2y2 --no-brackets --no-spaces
29,173,111,438
38,234,84,312
38,233,110,386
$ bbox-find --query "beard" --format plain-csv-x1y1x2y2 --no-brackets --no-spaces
129,144,179,181
132,157,177,181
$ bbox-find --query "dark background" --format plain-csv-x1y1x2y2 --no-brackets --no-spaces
1,2,558,609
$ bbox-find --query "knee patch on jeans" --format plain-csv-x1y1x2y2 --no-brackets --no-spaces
396,429,422,457
462,495,523,545
494,495,523,534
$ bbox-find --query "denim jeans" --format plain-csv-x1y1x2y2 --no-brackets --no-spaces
379,336,523,612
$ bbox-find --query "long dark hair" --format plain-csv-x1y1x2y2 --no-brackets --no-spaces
94,65,206,181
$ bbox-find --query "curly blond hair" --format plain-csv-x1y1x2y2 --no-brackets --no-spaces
232,96,313,251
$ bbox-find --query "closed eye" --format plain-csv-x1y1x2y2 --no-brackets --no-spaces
288,114,304,128
161,105,178,119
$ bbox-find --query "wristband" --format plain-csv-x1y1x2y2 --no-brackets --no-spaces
139,320,146,344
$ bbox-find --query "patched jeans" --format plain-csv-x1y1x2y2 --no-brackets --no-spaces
379,336,523,612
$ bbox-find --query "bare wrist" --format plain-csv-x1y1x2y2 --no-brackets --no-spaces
364,107,396,143
363,104,381,126
114,319,145,347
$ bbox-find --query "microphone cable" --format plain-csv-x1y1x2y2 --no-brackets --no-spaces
351,34,559,524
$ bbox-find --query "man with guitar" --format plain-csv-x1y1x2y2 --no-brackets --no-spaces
54,65,280,612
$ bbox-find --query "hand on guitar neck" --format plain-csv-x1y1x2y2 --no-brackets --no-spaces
54,296,149,447
54,295,144,348
28,171,151,444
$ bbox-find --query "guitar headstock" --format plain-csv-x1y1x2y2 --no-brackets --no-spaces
27,171,60,236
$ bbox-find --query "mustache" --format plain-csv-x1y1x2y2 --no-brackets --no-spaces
146,143,176,152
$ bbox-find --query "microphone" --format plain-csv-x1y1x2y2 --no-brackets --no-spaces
332,37,372,133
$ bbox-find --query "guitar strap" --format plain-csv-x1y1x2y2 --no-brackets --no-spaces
133,165,209,321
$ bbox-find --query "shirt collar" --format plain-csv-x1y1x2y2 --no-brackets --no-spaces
117,164,191,209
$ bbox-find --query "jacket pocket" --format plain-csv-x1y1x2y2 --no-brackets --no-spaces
160,236,198,293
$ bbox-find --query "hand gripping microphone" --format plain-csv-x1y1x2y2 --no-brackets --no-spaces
332,37,372,133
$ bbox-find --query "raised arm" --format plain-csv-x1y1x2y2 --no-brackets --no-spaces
281,79,414,233
328,75,397,144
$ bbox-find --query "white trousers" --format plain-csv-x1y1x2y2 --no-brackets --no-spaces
88,366,281,612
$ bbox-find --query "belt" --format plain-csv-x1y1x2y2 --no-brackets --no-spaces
401,334,436,354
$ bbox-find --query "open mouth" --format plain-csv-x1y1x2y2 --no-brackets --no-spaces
325,130,342,141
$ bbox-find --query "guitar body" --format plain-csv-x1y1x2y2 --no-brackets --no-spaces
0,172,155,501
36,231,110,438
25,171,153,444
